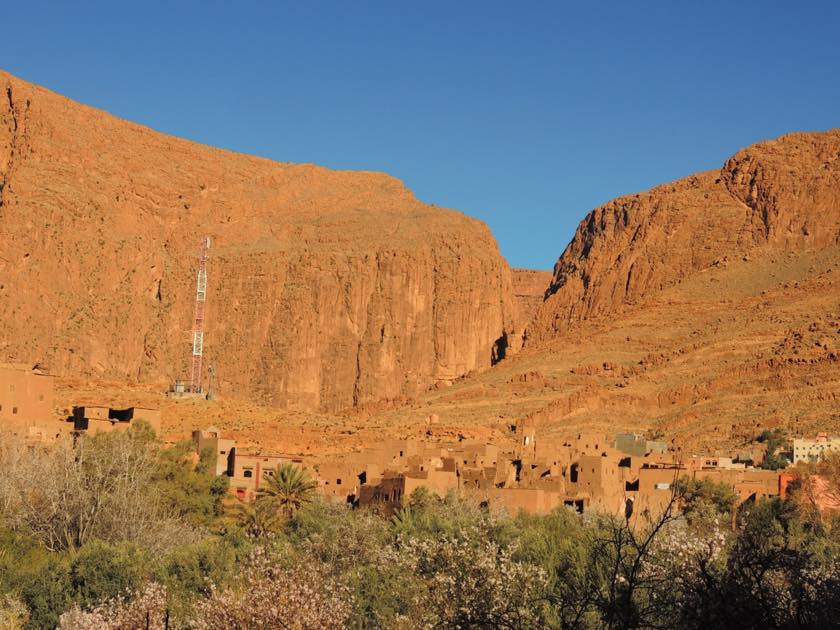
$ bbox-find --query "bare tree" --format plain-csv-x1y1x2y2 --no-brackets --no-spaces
0,428,197,553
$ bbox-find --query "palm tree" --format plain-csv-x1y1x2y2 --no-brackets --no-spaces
235,500,283,537
256,463,318,520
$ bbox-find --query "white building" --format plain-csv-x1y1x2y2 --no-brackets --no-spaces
793,433,840,464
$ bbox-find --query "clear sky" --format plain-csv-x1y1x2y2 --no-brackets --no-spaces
2,1,838,269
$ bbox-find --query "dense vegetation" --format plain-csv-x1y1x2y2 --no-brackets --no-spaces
1,427,839,629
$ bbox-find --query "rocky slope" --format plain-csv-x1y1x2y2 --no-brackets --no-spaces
529,130,840,340
0,70,519,412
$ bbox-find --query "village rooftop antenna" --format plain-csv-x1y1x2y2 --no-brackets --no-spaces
190,237,211,393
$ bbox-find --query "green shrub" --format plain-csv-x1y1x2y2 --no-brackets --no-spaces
17,556,71,630
69,541,147,610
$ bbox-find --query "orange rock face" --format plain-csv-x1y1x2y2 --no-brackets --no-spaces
510,268,552,325
0,70,519,411
529,130,840,340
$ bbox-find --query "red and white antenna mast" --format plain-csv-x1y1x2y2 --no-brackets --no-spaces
190,237,210,393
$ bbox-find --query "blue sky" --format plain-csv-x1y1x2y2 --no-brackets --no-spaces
2,1,838,269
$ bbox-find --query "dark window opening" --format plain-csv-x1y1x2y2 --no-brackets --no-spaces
108,407,135,422
226,448,236,476
619,457,631,468
12,407,17,415
625,479,640,491
243,470,253,478
336,478,342,485
563,499,585,514
570,464,579,483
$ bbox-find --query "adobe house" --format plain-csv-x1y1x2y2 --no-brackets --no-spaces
512,418,537,458
694,468,780,504
359,465,460,512
359,473,409,510
735,443,768,467
72,406,162,435
228,453,291,501
193,427,236,476
313,461,365,505
0,363,54,432
533,440,572,464
446,441,500,469
615,432,668,457
483,487,564,514
568,432,611,455
194,427,317,501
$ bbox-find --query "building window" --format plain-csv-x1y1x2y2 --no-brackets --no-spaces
243,470,253,478
12,407,17,415
39,394,45,402
336,479,342,485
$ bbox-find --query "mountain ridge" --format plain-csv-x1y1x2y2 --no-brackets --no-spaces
528,129,840,341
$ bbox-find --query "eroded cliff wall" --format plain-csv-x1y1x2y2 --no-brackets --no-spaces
0,70,519,411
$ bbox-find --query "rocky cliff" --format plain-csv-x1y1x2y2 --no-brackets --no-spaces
529,130,840,340
0,70,519,411
510,268,552,325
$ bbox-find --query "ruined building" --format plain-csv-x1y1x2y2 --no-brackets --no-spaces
0,363,57,441
72,406,162,435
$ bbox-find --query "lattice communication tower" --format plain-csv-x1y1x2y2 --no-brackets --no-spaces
190,237,211,393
